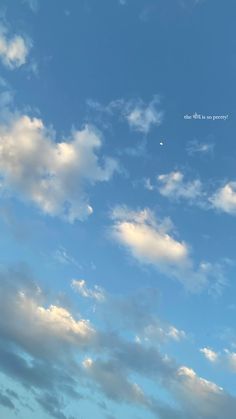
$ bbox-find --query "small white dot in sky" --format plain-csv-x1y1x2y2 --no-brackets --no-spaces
160,141,164,146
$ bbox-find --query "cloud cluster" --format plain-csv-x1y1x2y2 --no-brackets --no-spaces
0,115,118,222
0,266,235,419
110,206,226,293
0,25,31,69
150,170,236,218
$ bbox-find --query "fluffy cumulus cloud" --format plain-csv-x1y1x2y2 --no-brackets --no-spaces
210,182,236,215
0,25,31,69
0,266,235,419
110,206,227,293
0,115,118,222
157,171,203,202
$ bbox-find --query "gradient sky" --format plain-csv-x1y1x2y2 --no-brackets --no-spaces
0,0,236,418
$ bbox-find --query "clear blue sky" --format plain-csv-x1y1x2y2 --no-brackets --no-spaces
0,1,235,418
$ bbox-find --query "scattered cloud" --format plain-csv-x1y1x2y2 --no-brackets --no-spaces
200,346,236,373
124,96,163,134
0,115,119,222
144,177,155,191
200,347,218,362
0,266,235,418
0,24,31,69
210,182,236,215
110,206,227,293
187,140,215,156
87,95,164,134
146,170,236,218
71,279,106,302
157,171,203,202
136,324,186,345
54,247,82,270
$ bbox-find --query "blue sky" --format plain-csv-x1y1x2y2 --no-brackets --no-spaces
0,0,235,418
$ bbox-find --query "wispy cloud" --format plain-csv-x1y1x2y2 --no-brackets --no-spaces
87,95,164,134
187,140,215,156
71,279,106,302
54,247,82,270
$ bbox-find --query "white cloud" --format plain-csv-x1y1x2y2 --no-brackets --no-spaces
139,324,186,344
111,207,189,266
124,96,163,134
110,206,227,292
35,303,95,342
0,274,96,362
87,96,163,134
200,346,236,373
210,182,236,215
200,347,218,362
187,140,215,155
166,326,186,341
154,171,236,216
157,171,203,201
71,279,106,302
174,365,228,417
0,25,31,69
0,115,118,222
